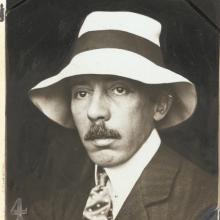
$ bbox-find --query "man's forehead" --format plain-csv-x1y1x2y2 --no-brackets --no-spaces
70,74,144,86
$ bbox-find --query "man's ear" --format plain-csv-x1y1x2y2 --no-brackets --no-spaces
153,94,173,122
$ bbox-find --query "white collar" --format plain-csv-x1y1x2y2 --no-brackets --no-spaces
94,129,161,218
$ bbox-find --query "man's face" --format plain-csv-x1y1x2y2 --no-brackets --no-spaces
70,75,157,167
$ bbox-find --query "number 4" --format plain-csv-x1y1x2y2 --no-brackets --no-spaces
10,198,27,220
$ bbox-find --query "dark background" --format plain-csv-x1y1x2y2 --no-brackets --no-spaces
6,0,219,219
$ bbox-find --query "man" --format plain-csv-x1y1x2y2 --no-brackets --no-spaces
28,11,217,220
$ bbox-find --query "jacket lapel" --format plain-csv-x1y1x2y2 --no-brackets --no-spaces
115,145,180,220
140,145,180,206
115,182,150,220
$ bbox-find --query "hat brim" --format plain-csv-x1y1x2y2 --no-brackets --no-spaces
29,48,197,129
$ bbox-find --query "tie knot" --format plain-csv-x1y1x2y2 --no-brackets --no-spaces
97,167,109,186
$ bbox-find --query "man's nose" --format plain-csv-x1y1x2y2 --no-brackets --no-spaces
87,92,110,122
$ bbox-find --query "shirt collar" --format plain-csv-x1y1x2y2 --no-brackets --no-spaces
95,129,161,195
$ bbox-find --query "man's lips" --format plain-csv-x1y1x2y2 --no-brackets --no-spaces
90,138,116,147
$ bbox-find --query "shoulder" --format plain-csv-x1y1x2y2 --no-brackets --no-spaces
27,186,77,220
141,144,217,219
164,145,217,219
27,159,95,220
168,145,217,194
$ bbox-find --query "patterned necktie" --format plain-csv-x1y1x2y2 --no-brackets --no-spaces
83,167,113,220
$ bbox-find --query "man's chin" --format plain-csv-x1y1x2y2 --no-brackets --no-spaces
88,151,119,167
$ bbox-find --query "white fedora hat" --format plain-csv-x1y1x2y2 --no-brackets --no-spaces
29,11,197,129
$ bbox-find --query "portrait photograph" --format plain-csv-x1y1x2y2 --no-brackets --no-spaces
5,0,220,219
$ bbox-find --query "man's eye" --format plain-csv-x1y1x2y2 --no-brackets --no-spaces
112,87,128,95
74,91,88,99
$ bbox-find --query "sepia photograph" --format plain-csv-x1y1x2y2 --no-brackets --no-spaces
5,0,220,219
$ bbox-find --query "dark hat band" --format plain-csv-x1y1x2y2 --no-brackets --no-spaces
73,30,165,67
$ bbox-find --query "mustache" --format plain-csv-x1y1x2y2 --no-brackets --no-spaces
84,121,121,141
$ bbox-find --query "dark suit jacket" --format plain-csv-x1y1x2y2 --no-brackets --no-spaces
28,145,217,220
